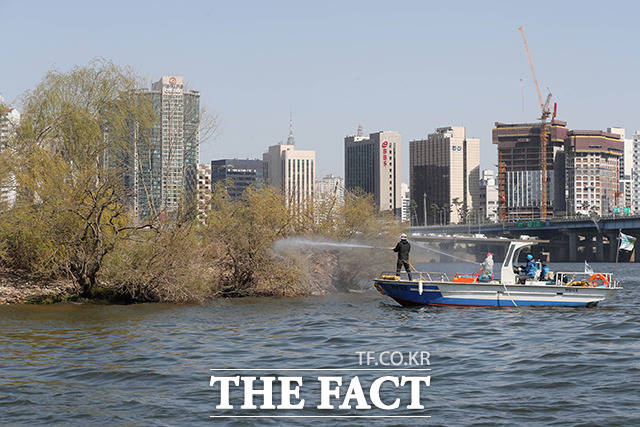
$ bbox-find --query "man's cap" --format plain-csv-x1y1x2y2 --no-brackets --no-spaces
400,233,407,239
527,254,533,260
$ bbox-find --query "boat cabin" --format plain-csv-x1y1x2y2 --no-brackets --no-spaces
500,240,547,285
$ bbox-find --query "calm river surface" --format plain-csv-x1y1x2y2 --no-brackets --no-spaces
1,262,639,426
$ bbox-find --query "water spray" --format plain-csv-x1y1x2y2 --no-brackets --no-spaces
273,237,389,252
274,237,484,267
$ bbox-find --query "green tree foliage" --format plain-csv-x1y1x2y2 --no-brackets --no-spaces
99,224,213,302
0,60,404,302
0,60,155,296
99,183,403,301
205,184,295,296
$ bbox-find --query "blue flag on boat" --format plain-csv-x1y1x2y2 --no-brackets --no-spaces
619,232,636,252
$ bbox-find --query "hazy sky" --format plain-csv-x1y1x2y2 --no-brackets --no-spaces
2,0,638,182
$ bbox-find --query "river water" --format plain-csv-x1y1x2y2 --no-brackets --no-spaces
1,262,639,426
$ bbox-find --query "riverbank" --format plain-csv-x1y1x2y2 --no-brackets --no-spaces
0,269,76,304
0,248,386,304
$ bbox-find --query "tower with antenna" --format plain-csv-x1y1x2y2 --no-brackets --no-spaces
286,111,295,145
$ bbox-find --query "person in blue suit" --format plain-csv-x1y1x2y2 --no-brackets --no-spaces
541,264,551,281
518,254,537,283
524,254,537,277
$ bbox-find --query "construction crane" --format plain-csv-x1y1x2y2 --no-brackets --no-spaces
519,26,552,220
519,27,552,120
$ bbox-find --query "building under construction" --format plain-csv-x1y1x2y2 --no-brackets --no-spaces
492,119,569,221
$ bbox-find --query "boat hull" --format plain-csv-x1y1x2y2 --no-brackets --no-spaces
374,280,619,308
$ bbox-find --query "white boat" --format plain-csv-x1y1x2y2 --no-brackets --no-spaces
374,240,620,307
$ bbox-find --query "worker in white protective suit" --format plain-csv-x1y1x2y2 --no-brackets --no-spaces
479,252,494,282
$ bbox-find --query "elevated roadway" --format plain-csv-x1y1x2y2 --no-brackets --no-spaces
408,215,640,262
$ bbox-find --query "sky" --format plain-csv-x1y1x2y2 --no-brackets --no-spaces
1,0,639,183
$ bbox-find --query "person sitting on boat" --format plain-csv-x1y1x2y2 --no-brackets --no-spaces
541,264,553,281
478,252,494,282
393,234,412,280
518,254,537,283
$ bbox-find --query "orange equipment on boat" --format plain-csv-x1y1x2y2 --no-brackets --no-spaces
587,273,610,288
452,268,484,283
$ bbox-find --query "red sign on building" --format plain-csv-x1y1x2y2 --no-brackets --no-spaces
382,141,389,165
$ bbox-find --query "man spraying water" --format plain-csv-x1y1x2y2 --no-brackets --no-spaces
393,234,412,280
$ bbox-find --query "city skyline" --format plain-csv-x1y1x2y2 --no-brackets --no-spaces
1,0,639,183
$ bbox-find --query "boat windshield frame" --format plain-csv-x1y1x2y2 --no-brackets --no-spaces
500,240,541,285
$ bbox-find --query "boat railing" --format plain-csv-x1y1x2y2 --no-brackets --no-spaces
379,271,450,282
554,271,614,288
422,272,450,282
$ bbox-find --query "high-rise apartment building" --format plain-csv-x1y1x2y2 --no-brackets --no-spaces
211,158,264,199
197,163,212,219
263,120,315,207
128,76,200,219
315,174,345,205
565,130,623,216
0,103,20,209
401,182,411,223
344,130,402,215
608,127,634,214
479,169,499,222
0,104,20,147
633,131,640,214
410,126,479,225
492,120,569,220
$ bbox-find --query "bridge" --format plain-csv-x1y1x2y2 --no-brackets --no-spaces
409,215,640,263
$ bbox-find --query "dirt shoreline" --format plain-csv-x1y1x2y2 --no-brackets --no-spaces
0,251,372,304
0,270,76,304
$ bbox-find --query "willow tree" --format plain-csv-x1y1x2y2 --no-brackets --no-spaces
1,60,156,296
204,184,295,296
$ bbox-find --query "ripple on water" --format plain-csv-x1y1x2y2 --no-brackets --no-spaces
0,268,639,425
